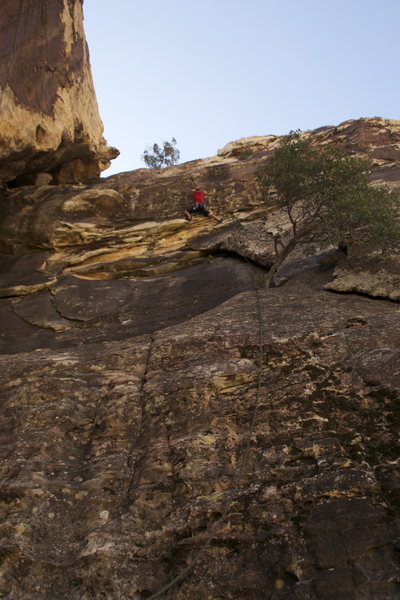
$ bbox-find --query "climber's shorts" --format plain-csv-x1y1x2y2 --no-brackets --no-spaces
188,202,210,217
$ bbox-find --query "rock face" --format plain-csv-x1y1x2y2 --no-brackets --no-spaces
1,118,400,599
0,0,118,185
92,116,400,220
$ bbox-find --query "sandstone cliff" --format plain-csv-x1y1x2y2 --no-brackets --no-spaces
0,0,118,186
1,118,400,599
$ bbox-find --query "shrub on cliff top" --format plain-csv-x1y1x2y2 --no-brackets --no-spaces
257,131,400,287
141,138,180,169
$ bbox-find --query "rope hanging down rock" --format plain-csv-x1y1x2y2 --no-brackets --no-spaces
145,260,265,600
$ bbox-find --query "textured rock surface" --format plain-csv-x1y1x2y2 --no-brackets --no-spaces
1,118,400,599
326,253,400,301
0,0,118,185
91,116,400,221
1,273,400,599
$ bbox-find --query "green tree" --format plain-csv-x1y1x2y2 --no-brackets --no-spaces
141,137,180,169
257,131,400,287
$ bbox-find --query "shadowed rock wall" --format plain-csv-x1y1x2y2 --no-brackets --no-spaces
0,0,118,185
1,119,400,599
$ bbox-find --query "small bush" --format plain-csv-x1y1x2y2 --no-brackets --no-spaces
141,138,180,169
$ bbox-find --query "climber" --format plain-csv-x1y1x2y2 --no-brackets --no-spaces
184,188,222,223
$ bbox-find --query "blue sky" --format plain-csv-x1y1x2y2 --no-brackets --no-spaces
83,0,399,176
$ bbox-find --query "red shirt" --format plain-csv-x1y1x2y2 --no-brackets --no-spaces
192,190,206,203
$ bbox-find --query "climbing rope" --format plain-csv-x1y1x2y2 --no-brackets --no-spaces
146,261,265,600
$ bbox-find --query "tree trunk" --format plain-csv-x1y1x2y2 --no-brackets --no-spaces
263,237,298,288
264,254,286,288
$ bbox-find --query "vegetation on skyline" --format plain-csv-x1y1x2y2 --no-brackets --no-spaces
257,131,400,287
142,138,180,169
